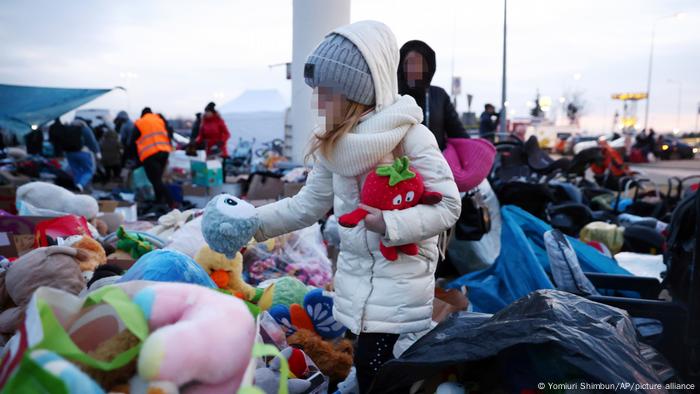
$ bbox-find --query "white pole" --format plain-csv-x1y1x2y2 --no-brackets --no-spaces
499,0,507,135
643,12,684,132
677,83,682,132
667,79,683,133
642,24,656,132
290,0,350,163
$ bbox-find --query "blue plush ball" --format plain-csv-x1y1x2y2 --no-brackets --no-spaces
117,249,216,288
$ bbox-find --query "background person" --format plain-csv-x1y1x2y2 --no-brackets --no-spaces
479,103,499,140
99,125,122,183
252,21,460,393
128,107,174,206
397,40,469,151
56,119,101,192
194,102,230,157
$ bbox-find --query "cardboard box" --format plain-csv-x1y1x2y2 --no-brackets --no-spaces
99,200,137,222
182,184,223,208
283,182,304,198
247,174,284,200
191,160,223,187
98,200,119,213
115,201,138,222
221,183,242,197
0,216,54,257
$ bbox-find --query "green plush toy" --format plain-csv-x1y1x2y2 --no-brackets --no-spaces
257,277,308,311
116,227,155,259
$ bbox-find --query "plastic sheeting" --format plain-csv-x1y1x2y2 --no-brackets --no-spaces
448,205,629,312
0,83,113,135
371,290,668,394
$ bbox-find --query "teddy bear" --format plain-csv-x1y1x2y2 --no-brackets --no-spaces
338,156,442,261
194,245,257,301
287,328,354,384
76,329,141,391
63,235,108,272
16,181,99,219
0,246,86,336
266,288,350,384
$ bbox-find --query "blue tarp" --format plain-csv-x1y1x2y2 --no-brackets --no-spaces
448,205,630,313
0,83,115,135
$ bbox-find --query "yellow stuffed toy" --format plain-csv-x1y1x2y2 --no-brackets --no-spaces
194,245,257,301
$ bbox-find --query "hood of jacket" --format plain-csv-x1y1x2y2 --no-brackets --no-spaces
116,110,129,121
317,94,423,177
397,40,437,102
317,21,424,177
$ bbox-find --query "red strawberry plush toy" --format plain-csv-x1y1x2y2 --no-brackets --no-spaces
338,156,442,261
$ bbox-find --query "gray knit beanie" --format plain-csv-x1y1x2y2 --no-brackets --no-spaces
304,33,375,105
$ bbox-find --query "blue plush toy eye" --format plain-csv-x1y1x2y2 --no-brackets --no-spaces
225,198,237,206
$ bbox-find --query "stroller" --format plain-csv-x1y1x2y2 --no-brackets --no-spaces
226,138,255,175
254,139,286,172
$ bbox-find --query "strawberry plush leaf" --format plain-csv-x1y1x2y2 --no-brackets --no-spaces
376,156,416,186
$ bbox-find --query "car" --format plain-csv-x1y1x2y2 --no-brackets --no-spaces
572,133,627,156
565,135,598,155
656,136,696,160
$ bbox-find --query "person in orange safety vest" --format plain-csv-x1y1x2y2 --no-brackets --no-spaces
128,107,174,206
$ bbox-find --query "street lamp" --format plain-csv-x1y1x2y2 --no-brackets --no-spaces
667,79,682,134
642,12,685,132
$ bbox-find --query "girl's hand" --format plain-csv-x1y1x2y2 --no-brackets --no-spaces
359,204,386,235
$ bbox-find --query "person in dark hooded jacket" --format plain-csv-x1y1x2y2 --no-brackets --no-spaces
398,40,469,150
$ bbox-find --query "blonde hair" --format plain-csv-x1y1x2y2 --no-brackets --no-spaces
306,101,373,162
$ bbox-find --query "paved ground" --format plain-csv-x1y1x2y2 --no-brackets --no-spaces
629,159,700,186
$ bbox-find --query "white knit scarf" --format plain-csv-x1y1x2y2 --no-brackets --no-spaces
317,95,424,177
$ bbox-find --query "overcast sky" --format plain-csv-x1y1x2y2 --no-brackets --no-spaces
1,0,698,132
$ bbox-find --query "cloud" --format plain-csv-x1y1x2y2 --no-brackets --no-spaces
1,0,698,131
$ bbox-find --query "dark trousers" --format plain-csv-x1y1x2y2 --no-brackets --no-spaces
354,333,399,394
142,151,172,205
103,165,121,183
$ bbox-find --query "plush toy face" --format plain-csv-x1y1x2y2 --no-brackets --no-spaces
215,194,256,220
361,157,425,211
203,194,260,259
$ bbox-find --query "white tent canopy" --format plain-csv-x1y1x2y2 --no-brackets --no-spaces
220,89,289,159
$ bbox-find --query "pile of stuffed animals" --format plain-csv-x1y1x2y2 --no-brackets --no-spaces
0,192,356,393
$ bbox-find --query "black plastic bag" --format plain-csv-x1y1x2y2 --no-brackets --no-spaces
371,290,672,393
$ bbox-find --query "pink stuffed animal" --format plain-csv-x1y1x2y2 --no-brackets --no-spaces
133,283,256,393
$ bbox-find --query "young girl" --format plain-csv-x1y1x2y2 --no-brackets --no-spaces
254,20,461,392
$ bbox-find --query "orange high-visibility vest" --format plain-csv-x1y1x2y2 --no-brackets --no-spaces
134,113,172,161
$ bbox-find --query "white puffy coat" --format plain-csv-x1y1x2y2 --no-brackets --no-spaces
255,21,460,335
